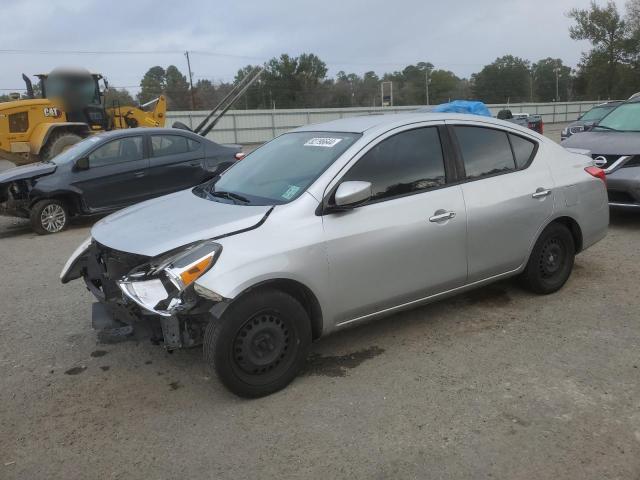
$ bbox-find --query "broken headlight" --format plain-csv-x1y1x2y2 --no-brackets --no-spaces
118,240,222,316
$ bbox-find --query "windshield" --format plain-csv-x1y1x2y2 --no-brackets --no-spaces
44,75,99,105
595,102,640,132
197,131,361,205
581,105,616,122
48,135,105,165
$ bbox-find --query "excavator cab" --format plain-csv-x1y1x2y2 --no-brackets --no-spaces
35,68,109,130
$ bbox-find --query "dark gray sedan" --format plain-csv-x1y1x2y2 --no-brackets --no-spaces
0,128,242,234
562,99,640,208
560,101,623,141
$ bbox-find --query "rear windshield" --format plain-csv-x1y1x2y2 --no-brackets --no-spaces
198,131,361,205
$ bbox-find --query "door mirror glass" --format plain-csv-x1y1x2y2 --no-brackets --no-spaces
74,156,89,170
335,181,372,207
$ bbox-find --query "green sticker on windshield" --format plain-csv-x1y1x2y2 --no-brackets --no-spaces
282,185,301,200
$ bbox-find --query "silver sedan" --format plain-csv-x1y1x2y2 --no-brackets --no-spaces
61,113,609,397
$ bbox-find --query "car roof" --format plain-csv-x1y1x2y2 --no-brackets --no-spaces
93,127,206,140
595,100,623,107
292,112,530,135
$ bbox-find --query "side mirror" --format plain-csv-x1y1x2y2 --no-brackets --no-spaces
74,157,90,171
334,181,372,208
583,122,596,132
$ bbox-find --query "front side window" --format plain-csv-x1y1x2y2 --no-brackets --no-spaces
340,127,446,203
202,131,360,205
454,126,515,179
89,136,143,167
151,135,190,157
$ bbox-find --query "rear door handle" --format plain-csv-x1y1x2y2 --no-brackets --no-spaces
532,188,551,199
429,210,456,222
133,171,146,178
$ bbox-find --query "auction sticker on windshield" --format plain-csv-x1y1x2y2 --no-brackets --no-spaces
304,137,342,147
282,185,301,200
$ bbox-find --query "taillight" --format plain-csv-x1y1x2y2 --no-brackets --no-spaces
585,166,606,184
234,152,246,161
539,120,544,134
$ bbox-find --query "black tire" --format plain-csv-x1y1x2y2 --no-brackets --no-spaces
520,222,575,294
30,199,69,235
40,132,83,161
204,289,311,398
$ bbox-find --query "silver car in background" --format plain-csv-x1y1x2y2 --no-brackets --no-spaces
61,113,609,397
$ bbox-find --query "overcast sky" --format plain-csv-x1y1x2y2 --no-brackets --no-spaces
0,0,599,95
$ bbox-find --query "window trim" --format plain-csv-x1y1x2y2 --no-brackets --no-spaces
318,123,457,215
149,133,192,158
87,135,146,169
446,124,539,184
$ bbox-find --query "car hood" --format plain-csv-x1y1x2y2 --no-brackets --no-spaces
91,189,272,257
0,162,56,185
561,131,640,155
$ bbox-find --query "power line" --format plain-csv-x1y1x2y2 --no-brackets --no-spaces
0,48,490,68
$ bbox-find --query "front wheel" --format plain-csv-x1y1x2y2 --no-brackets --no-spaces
520,222,575,294
204,289,311,398
30,199,69,235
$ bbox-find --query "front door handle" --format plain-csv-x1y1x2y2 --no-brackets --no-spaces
189,161,201,166
133,171,146,178
532,188,551,199
429,210,456,222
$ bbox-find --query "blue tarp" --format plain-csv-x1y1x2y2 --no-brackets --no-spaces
432,100,492,117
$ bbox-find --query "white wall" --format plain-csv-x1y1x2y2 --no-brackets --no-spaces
166,101,608,145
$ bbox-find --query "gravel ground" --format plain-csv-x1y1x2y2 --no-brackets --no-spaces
2,123,640,479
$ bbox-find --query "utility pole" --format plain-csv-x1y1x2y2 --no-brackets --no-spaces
185,50,196,110
554,62,561,102
425,65,433,105
381,81,393,107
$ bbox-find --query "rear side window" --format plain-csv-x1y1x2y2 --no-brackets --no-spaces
341,127,446,202
454,126,515,179
509,134,535,168
151,135,190,157
89,136,143,167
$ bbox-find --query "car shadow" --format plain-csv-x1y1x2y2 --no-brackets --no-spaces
0,215,100,239
609,207,640,229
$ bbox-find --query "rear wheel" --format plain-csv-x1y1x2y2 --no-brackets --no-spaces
204,289,311,398
40,132,83,161
30,199,69,235
520,223,575,294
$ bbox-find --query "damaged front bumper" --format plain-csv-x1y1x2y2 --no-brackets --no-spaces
0,192,30,218
61,239,224,349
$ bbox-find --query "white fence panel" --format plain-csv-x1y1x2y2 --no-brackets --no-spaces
167,101,612,145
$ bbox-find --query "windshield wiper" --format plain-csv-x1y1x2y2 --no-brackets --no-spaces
210,190,250,204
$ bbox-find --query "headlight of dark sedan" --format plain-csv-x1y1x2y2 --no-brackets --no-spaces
118,240,222,316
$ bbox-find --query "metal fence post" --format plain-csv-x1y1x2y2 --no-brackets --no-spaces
271,110,276,140
232,114,238,144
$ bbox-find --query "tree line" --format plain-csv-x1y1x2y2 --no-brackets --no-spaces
3,1,640,109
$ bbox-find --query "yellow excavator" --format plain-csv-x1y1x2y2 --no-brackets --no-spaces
0,68,166,165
